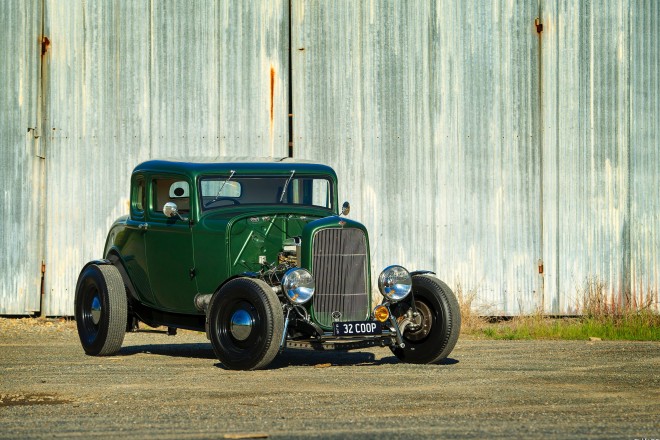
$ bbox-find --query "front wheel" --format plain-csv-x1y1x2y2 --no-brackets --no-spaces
208,278,284,370
74,264,127,356
390,275,461,364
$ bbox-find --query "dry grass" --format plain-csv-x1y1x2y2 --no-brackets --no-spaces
454,282,489,332
577,276,657,317
459,277,660,341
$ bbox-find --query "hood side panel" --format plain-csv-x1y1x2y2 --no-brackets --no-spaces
229,214,316,276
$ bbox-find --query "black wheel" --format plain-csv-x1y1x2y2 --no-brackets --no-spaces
208,278,284,370
390,275,461,364
74,264,128,356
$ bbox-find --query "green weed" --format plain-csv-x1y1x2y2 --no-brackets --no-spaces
461,277,659,341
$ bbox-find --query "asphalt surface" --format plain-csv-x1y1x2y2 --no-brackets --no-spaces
0,318,658,439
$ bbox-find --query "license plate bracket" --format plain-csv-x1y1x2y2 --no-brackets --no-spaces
333,321,382,337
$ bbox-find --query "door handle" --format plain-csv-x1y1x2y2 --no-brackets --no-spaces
138,223,149,231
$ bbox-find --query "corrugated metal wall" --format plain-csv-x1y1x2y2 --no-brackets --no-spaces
629,1,660,311
2,1,658,316
542,0,660,313
42,1,289,315
292,0,543,314
0,1,44,314
293,0,659,314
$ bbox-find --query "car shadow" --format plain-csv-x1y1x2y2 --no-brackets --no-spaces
215,350,460,370
119,343,218,359
260,349,400,369
120,343,459,369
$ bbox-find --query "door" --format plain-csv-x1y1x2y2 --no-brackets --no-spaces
145,175,198,313
119,174,158,308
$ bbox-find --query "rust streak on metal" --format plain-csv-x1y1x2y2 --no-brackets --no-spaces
41,36,50,56
270,66,275,126
534,18,543,34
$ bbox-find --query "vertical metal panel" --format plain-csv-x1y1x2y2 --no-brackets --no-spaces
630,1,660,310
292,0,542,314
42,1,289,315
0,1,44,314
542,0,659,313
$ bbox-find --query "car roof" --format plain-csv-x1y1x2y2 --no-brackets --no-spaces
132,157,337,179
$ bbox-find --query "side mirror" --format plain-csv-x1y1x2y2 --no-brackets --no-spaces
163,202,188,222
341,201,350,216
163,202,179,218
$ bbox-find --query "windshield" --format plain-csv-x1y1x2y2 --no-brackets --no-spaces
200,175,333,211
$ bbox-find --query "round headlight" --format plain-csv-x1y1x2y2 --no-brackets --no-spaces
378,265,412,302
281,268,315,304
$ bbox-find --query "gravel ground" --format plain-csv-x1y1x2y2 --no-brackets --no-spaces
0,318,658,439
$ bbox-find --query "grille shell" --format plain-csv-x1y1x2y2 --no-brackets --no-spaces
311,228,369,328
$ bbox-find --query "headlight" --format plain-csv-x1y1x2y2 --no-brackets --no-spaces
378,265,412,302
281,268,315,304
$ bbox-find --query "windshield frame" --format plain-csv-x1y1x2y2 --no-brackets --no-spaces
197,173,336,212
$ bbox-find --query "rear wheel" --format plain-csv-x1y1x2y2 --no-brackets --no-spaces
74,264,127,356
390,275,461,364
208,278,284,370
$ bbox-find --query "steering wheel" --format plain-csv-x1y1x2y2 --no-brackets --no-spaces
204,197,240,208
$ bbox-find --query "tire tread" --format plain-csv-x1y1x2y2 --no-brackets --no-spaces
391,274,461,364
74,264,127,356
97,265,128,355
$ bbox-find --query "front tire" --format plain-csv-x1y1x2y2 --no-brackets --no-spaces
74,264,128,356
390,275,461,364
208,278,284,370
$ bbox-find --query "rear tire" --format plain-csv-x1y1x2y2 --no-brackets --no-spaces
74,264,127,356
208,278,284,370
390,275,461,364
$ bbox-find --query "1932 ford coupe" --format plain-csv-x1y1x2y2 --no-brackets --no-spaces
74,158,460,370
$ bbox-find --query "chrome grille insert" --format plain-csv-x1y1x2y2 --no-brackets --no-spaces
312,228,369,328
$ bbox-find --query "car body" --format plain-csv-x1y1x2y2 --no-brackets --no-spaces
74,158,461,370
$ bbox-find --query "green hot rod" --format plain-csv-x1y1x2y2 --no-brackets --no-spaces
74,158,460,370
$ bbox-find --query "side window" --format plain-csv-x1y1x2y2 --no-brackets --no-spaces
151,177,191,215
132,176,146,218
311,179,330,208
290,178,331,208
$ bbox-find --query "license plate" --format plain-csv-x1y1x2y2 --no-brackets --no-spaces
333,321,382,336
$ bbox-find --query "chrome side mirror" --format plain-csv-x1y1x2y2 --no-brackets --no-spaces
341,201,350,216
163,202,188,222
163,202,179,218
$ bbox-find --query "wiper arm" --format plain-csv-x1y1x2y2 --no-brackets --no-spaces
279,170,295,203
205,170,236,207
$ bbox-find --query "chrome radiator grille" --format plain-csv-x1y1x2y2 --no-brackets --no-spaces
312,228,369,328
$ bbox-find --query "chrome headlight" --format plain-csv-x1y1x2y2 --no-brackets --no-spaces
281,268,315,304
378,265,412,302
